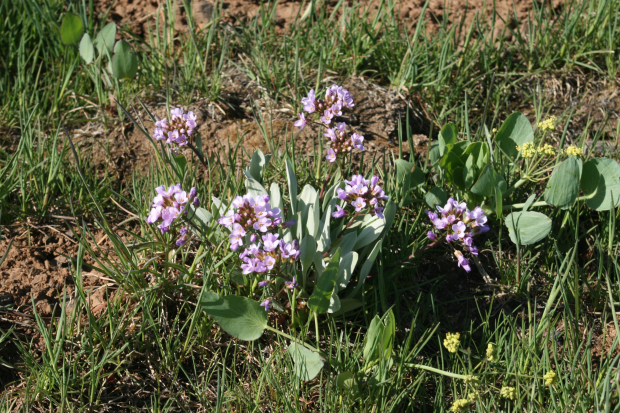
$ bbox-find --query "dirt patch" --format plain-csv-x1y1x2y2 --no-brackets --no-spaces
95,0,565,37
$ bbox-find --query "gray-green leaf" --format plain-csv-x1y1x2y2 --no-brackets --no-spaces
79,33,94,64
61,13,83,46
495,112,534,159
112,40,138,79
308,249,340,314
199,292,268,341
505,211,552,246
544,156,582,209
287,343,324,381
94,22,116,54
580,158,620,211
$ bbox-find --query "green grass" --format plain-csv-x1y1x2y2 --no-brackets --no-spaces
1,0,620,411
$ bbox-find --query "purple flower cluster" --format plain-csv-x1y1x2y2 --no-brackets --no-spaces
146,184,199,246
153,108,197,149
294,85,364,163
218,193,300,276
425,198,489,272
332,175,389,219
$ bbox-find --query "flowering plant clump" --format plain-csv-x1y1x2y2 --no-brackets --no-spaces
217,193,300,310
443,332,461,353
538,144,556,157
153,108,198,151
449,399,470,412
543,370,557,386
500,386,516,400
146,183,199,245
333,174,389,219
294,85,365,163
486,343,496,361
564,145,583,156
425,198,489,272
516,142,536,158
537,116,556,131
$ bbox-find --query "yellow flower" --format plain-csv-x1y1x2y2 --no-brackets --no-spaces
468,390,479,402
492,128,498,133
516,142,536,158
486,343,496,361
443,332,461,353
450,399,470,412
543,370,557,385
538,144,556,157
537,116,556,131
464,375,478,384
565,145,583,156
500,386,516,400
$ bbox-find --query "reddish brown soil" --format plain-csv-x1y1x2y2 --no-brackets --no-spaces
96,0,563,37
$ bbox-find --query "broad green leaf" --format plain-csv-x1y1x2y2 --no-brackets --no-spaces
395,159,414,183
330,299,363,317
336,371,359,392
245,177,268,198
544,156,582,209
429,141,441,166
94,22,116,54
381,309,396,359
363,315,385,366
327,292,341,313
172,154,187,176
286,159,297,215
338,232,357,257
199,292,267,341
349,240,381,298
188,206,212,237
463,155,476,188
463,141,490,170
410,167,426,188
380,200,397,238
79,33,94,64
246,149,268,183
112,40,138,79
580,158,620,211
308,249,340,314
299,234,316,277
61,13,83,45
353,216,385,249
438,123,457,155
505,211,552,246
287,343,324,381
313,251,326,278
440,152,465,185
425,187,447,209
495,112,534,159
336,252,358,290
270,183,283,214
470,164,498,197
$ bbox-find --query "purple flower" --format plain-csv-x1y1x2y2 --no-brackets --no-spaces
467,245,479,255
301,89,316,113
262,233,280,252
282,220,296,228
352,197,366,212
294,113,307,129
258,280,269,287
332,205,347,218
176,226,189,246
326,149,337,163
427,231,437,240
374,206,384,219
285,277,298,290
451,221,466,240
320,109,334,125
259,299,272,311
455,251,471,272
426,210,438,221
336,188,349,201
351,133,364,151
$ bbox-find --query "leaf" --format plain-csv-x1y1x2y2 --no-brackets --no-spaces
172,154,187,176
245,178,268,198
495,112,534,159
61,13,83,45
199,291,268,341
354,216,385,249
286,159,298,215
79,33,94,64
94,22,116,54
336,252,358,290
270,183,283,214
349,240,381,298
188,206,213,237
381,309,396,360
336,371,358,392
505,211,552,246
363,315,385,366
308,249,340,314
327,292,341,313
380,200,397,238
580,158,620,211
440,152,465,186
287,343,324,381
330,299,363,317
425,187,447,209
246,149,268,183
470,164,499,197
438,123,457,155
112,40,138,79
338,232,357,257
299,234,316,277
544,156,582,209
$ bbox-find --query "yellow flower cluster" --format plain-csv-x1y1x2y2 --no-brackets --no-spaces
565,145,583,156
444,332,461,353
516,142,536,158
538,144,556,156
464,375,478,384
543,370,557,385
500,386,516,400
468,391,479,402
486,343,496,361
537,117,556,131
450,399,470,412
